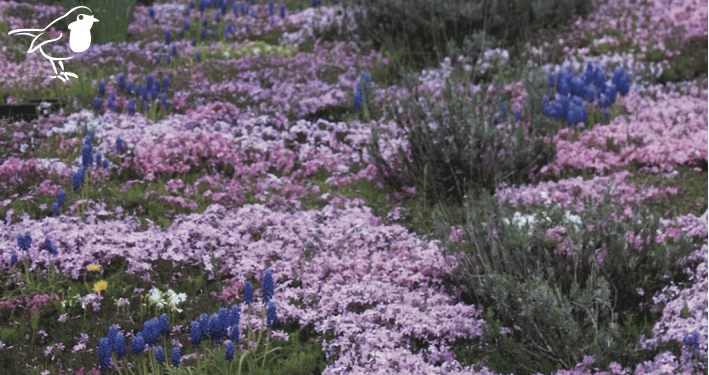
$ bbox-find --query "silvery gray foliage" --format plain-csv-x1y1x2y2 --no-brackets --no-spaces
434,191,699,374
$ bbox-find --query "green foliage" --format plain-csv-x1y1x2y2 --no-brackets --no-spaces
60,0,136,44
434,191,700,374
655,35,708,83
347,0,593,70
368,68,557,204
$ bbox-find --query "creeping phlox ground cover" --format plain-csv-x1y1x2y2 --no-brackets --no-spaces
0,0,706,374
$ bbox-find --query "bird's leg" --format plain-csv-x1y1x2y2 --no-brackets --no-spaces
59,61,64,71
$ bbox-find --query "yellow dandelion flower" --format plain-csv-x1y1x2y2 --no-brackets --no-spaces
93,280,108,293
87,264,102,272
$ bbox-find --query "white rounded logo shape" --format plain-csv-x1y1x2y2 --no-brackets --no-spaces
68,14,99,53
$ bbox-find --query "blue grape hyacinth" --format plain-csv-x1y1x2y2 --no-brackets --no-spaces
82,144,93,167
262,268,274,304
159,313,169,336
229,304,240,328
44,236,57,256
184,18,191,31
72,166,85,192
171,347,181,367
52,202,59,216
190,320,202,348
196,51,202,61
165,29,171,44
131,333,145,355
128,99,136,115
118,72,125,91
266,301,277,327
93,97,101,111
243,281,253,304
98,337,111,373
156,346,166,365
18,231,31,251
10,251,18,266
107,325,118,351
58,189,65,207
116,136,123,153
115,332,126,358
225,340,235,362
353,84,363,111
230,323,239,343
612,67,630,96
280,3,285,18
98,80,105,96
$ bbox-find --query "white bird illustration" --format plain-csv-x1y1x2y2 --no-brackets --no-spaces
8,6,99,82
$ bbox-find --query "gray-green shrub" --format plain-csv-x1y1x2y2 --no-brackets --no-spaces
434,192,699,374
368,69,557,204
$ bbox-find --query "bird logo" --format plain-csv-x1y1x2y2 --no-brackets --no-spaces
8,6,99,82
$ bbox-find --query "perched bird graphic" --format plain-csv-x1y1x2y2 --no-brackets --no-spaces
8,6,99,82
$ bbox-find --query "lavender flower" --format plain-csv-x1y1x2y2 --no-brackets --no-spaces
98,337,111,373
262,268,274,304
156,346,166,365
243,281,253,304
225,340,235,362
171,347,181,367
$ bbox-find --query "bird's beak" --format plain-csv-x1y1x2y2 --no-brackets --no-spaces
93,18,99,22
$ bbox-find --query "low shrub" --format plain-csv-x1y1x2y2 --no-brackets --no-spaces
368,68,557,204
434,192,700,374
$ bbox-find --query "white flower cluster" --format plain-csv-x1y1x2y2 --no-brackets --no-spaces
503,210,582,231
147,287,187,313
477,48,510,74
